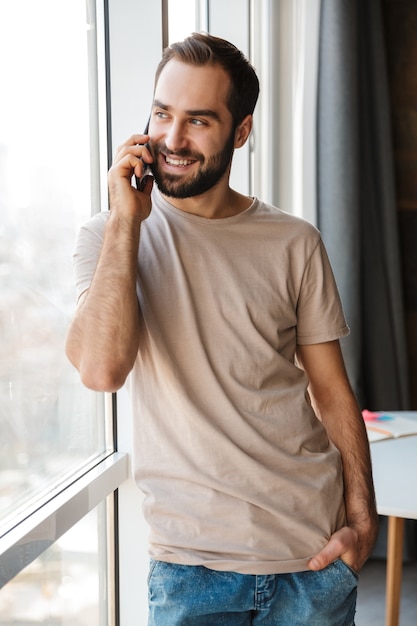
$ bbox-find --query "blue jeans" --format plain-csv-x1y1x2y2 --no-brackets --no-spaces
148,559,358,625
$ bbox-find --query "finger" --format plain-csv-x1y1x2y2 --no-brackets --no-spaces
111,149,152,177
140,174,154,196
114,143,153,169
308,527,357,571
117,133,150,151
114,143,148,163
308,546,340,571
132,157,154,183
110,153,141,177
108,158,147,195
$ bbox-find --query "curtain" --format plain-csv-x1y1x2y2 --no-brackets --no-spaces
317,0,409,410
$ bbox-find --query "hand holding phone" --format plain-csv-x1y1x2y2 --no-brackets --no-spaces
108,130,153,222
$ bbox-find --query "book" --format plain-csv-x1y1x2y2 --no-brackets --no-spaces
362,410,417,442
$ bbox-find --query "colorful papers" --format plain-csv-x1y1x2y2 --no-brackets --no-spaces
362,410,417,442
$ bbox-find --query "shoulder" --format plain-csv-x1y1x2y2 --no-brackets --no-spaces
255,200,318,231
81,210,110,228
78,210,110,241
252,199,322,248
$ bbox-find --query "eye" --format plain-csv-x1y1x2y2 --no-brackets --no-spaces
189,118,206,127
154,110,169,120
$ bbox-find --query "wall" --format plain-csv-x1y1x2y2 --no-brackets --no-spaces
382,0,417,407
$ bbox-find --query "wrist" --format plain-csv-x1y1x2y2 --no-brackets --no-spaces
107,207,143,234
108,177,152,223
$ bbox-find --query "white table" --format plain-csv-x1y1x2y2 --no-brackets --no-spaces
369,412,417,626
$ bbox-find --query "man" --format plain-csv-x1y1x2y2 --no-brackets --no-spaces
66,33,378,625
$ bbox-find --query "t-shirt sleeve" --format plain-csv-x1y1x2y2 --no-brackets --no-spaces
73,211,109,300
296,237,350,345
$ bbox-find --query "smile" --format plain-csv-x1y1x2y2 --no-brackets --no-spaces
165,155,195,167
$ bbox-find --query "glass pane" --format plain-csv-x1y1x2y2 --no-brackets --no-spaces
0,504,110,626
0,0,108,530
168,0,197,42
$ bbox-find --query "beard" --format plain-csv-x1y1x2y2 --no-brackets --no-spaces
149,129,235,199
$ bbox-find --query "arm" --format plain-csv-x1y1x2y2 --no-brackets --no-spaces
296,339,379,572
65,134,154,392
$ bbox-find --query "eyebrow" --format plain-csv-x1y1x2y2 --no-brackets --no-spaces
153,99,221,122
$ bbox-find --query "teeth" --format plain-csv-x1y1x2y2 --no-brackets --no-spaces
166,156,193,166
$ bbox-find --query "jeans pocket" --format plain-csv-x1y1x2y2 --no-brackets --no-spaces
338,558,360,580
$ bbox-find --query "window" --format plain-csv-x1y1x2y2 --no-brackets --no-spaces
0,505,108,626
168,0,198,42
0,1,125,621
0,0,162,623
0,0,109,532
250,0,321,221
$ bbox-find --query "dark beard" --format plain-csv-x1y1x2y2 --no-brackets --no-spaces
149,130,235,199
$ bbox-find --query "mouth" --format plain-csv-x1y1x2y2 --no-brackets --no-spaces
159,151,201,174
165,155,196,167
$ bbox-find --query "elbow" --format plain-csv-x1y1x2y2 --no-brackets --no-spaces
80,368,127,393
65,337,129,393
78,358,130,392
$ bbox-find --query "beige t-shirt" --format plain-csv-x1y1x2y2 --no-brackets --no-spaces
74,188,350,575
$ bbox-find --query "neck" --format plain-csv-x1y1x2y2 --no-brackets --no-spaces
160,182,252,219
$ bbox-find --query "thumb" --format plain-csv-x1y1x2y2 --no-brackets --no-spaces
308,544,338,571
140,174,154,195
308,527,356,571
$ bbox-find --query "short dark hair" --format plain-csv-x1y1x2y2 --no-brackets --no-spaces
154,32,260,128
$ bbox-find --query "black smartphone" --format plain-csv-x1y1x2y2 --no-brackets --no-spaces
135,118,152,191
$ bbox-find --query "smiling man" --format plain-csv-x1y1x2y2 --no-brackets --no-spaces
66,33,378,625
148,56,253,215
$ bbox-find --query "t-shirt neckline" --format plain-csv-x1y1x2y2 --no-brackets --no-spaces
153,187,259,225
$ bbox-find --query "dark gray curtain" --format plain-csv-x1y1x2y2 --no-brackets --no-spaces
317,0,409,410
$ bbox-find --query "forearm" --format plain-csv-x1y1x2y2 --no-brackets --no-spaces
318,392,379,555
297,341,379,568
66,134,154,391
66,212,142,391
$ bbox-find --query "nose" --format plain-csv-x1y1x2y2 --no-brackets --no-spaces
164,120,188,153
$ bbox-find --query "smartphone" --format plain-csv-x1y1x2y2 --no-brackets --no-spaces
135,118,152,191
135,164,152,192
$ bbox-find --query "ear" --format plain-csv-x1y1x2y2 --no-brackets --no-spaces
234,114,253,149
